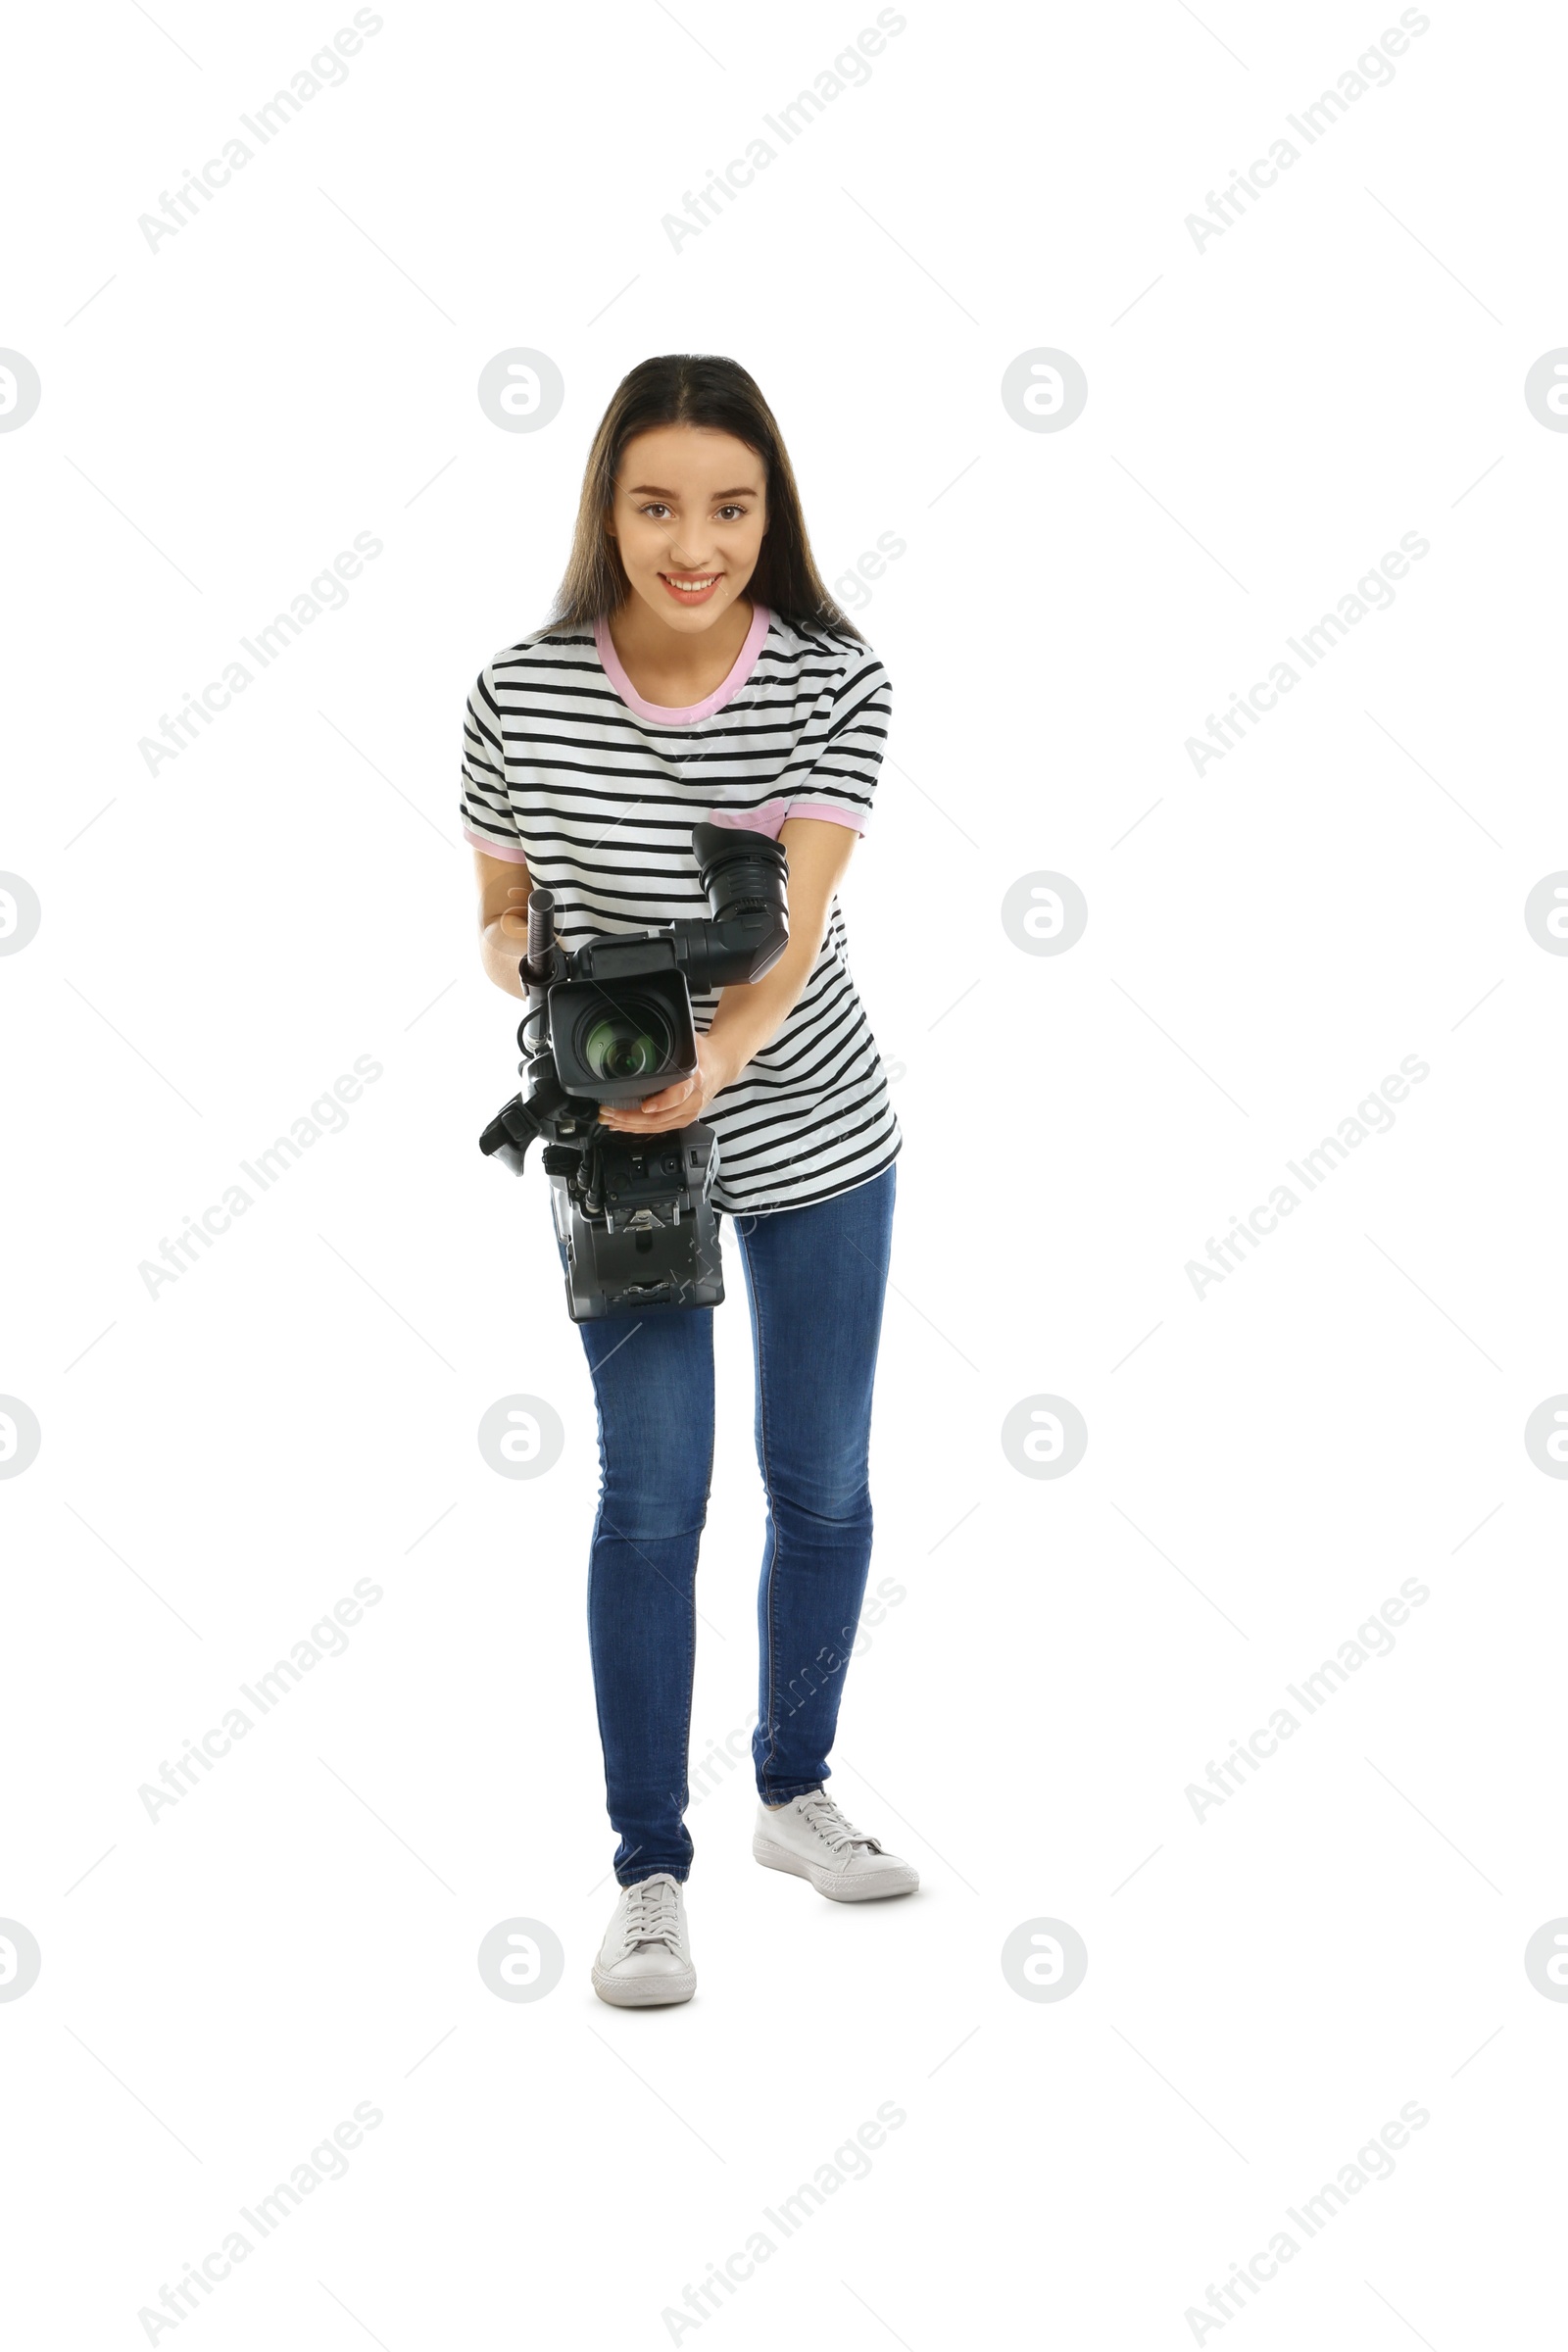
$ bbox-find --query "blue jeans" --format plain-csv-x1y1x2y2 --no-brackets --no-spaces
556,1160,897,1884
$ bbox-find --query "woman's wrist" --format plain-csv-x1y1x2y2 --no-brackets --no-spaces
481,920,526,997
706,934,816,1095
702,1028,744,1094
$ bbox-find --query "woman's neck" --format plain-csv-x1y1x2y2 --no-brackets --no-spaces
605,595,755,706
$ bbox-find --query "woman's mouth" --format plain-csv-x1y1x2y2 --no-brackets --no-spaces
659,570,722,606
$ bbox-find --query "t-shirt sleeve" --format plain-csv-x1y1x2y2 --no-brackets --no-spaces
782,641,892,834
460,662,528,862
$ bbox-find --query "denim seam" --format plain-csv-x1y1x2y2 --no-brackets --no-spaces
584,1395,618,1822
745,1215,786,1797
672,1407,714,1858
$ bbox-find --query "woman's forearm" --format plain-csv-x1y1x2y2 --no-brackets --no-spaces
481,919,527,999
483,897,825,1072
706,924,821,1088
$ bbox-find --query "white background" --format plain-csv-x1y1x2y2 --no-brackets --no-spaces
5,1,1565,2343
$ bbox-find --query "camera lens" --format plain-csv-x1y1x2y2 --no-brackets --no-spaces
580,994,674,1081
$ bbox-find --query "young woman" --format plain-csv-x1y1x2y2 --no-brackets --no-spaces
461,354,915,2008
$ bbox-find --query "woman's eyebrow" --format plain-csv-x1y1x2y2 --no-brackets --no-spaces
624,482,760,499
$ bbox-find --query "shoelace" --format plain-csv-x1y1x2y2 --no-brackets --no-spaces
798,1794,877,1855
621,1876,682,1953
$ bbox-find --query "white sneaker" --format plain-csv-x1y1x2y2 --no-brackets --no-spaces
753,1790,920,1902
592,1873,697,2008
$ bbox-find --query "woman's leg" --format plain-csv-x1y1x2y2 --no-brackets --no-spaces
556,1227,715,1885
733,1162,897,1804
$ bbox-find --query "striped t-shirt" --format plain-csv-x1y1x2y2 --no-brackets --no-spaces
460,602,903,1215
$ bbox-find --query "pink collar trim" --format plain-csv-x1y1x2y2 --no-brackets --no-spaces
595,602,771,724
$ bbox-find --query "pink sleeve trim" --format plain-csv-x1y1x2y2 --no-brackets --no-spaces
464,823,530,863
784,800,867,833
699,798,867,840
700,800,789,838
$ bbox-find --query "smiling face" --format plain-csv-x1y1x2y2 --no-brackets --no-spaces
606,424,769,634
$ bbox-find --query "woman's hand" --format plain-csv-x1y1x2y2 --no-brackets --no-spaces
473,854,537,1000
598,1031,735,1135
493,883,532,953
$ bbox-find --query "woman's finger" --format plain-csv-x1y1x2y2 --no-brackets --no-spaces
601,1071,700,1126
603,1109,676,1132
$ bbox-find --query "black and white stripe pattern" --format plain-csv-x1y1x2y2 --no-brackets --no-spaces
460,609,903,1214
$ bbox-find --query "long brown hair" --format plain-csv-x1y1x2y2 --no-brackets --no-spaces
544,354,864,642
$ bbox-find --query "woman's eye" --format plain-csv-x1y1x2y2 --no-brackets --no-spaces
639,503,746,520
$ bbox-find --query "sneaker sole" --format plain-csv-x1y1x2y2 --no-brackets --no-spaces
752,1833,919,1901
591,1963,697,2008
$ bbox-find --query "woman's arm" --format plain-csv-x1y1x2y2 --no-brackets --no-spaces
474,820,858,1126
473,847,535,999
600,818,859,1135
704,815,858,1088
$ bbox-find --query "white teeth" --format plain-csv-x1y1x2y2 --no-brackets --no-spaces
666,575,716,591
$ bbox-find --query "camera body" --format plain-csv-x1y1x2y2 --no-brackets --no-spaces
546,1122,723,1320
479,823,790,1323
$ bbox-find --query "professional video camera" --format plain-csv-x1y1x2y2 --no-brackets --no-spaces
478,823,790,1323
